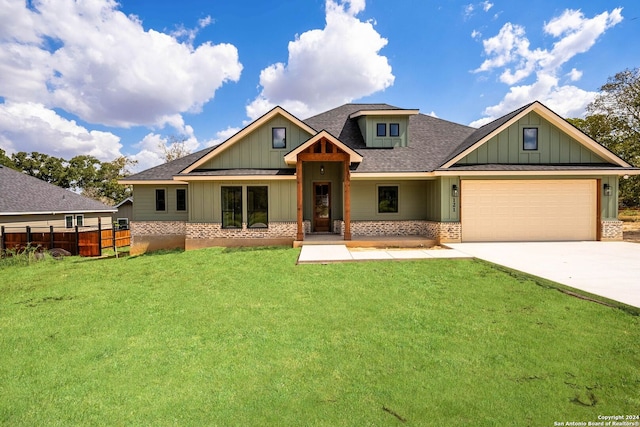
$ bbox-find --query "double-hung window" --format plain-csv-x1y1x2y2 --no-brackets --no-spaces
155,189,166,211
222,187,243,229
523,128,538,151
176,189,187,211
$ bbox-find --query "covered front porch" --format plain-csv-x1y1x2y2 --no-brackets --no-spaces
285,130,363,241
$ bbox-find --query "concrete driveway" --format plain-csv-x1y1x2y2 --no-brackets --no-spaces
447,242,640,308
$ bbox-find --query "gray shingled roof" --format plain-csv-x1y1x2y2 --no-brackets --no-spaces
0,165,116,214
303,103,477,172
124,146,216,181
122,101,633,180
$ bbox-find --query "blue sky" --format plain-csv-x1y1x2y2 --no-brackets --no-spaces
0,0,638,172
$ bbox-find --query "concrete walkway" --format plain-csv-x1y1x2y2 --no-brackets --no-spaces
448,242,640,309
297,244,471,263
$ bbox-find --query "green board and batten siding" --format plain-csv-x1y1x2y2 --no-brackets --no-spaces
357,116,409,148
199,117,313,170
456,112,607,165
189,180,297,223
350,181,427,221
133,185,189,222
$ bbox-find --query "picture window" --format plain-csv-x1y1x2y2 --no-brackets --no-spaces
222,186,243,229
247,186,268,228
378,186,398,213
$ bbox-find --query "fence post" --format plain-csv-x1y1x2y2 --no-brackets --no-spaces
49,225,54,250
96,218,100,257
26,226,31,247
75,225,79,256
1,225,4,251
112,223,117,252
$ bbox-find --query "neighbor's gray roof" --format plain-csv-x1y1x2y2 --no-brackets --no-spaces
303,103,477,172
0,165,117,215
123,146,216,181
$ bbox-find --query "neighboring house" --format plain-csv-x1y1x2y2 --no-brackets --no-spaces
0,165,116,232
114,197,133,229
120,101,639,254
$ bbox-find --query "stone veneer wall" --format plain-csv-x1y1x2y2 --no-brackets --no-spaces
331,220,461,243
130,221,187,254
186,222,298,239
424,221,462,243
601,220,623,241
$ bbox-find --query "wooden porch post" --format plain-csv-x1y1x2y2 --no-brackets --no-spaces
343,159,352,240
296,159,304,240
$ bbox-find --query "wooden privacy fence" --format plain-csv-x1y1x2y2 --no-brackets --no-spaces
0,221,130,257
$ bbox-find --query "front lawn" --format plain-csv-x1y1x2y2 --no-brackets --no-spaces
1,248,638,425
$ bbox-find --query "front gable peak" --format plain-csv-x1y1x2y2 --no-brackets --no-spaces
182,106,317,174
441,101,633,169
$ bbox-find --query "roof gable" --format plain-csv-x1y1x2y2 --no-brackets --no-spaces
441,101,632,168
182,106,317,173
283,130,363,165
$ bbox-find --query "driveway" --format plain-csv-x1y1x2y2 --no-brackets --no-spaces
447,242,640,308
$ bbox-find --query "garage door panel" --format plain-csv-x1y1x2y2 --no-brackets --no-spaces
461,180,596,242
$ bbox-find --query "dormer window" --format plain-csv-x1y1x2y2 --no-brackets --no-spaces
376,123,386,137
390,123,400,137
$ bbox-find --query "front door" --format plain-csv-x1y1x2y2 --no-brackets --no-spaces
313,182,331,232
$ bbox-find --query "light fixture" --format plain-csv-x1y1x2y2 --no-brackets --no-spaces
623,174,630,180
452,184,459,198
320,164,325,175
603,183,612,196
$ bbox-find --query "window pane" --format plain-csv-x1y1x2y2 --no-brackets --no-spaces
155,189,166,211
378,186,398,213
272,127,286,149
176,189,187,211
222,187,242,228
247,186,268,228
376,123,386,137
76,215,84,226
390,123,400,137
65,216,73,228
523,128,538,150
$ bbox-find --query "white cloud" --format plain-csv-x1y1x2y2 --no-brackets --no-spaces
246,0,394,120
482,1,493,12
0,0,242,130
471,30,482,39
471,8,623,125
567,68,583,81
0,101,122,161
204,126,243,147
129,132,200,172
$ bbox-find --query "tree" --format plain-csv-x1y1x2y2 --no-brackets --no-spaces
159,135,192,162
0,149,137,205
571,68,640,206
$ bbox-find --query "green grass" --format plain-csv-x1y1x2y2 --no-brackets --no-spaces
620,207,640,222
1,247,638,426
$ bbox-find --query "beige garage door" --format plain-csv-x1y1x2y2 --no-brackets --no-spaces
461,179,597,242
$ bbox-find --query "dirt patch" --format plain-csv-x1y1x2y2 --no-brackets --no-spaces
623,221,640,243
